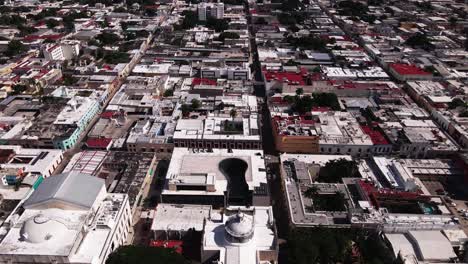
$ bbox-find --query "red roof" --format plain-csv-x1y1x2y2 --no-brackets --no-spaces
273,115,316,127
86,138,112,149
144,5,160,9
312,106,330,112
389,63,431,76
357,180,426,209
263,69,308,85
270,96,290,106
335,81,391,90
23,34,63,42
149,240,183,254
100,111,118,119
360,125,389,145
35,21,46,27
192,78,217,86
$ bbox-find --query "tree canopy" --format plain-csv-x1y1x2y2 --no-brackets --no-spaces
405,33,434,50
0,15,26,27
163,89,174,97
96,32,121,46
448,98,466,109
178,10,198,29
10,84,27,95
103,51,130,64
106,246,189,264
218,32,240,41
284,92,340,114
286,35,328,51
5,40,27,56
288,228,396,264
337,0,369,17
317,159,359,183
46,19,60,29
206,17,229,32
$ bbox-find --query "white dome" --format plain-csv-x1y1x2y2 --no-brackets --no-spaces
225,212,254,240
20,214,69,243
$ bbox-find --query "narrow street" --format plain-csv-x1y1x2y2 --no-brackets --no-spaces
245,3,290,263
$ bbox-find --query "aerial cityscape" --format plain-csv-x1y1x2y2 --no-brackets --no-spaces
0,0,465,263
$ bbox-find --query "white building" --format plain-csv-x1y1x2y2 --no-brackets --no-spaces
150,205,278,264
43,41,80,61
211,3,224,19
201,63,251,80
173,115,261,150
0,145,63,178
161,148,269,207
0,171,132,264
203,207,277,264
385,230,459,263
198,2,224,21
316,111,374,157
198,3,207,21
43,44,65,61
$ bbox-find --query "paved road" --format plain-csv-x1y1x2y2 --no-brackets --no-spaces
245,3,291,263
52,32,156,176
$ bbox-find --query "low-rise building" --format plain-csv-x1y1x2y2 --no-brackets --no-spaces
161,148,269,208
388,63,432,81
0,171,132,264
271,115,320,153
316,111,374,157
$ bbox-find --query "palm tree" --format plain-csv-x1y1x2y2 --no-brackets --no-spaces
295,88,304,96
304,186,319,199
229,109,237,120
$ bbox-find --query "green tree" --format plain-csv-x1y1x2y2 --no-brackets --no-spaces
281,0,303,11
10,84,27,95
312,92,340,110
295,88,304,96
337,0,369,16
62,75,78,86
163,89,174,97
106,245,189,264
304,185,319,199
405,33,434,50
103,52,130,64
179,10,198,29
217,32,240,41
449,16,458,27
0,14,26,26
317,159,359,183
180,104,190,116
5,40,27,56
229,109,237,120
62,11,89,32
120,21,129,31
191,99,201,109
459,109,468,117
206,17,229,32
46,19,59,29
448,98,465,109
286,35,327,51
96,32,121,46
17,25,37,36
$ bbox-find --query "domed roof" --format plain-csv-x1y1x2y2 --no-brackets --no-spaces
20,214,69,243
225,212,254,239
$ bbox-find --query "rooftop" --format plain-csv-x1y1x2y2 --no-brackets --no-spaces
389,63,431,76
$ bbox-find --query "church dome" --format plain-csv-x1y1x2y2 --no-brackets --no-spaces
225,212,254,243
20,214,69,243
